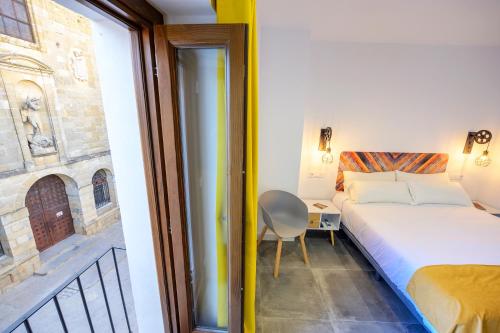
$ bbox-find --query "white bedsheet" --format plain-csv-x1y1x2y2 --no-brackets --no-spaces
333,192,500,293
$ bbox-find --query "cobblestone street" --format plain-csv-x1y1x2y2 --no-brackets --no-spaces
0,223,137,332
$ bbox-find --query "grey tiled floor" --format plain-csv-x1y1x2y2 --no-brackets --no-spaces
256,231,427,333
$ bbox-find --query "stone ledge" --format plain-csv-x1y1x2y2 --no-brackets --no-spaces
0,208,29,227
66,150,111,165
81,206,120,236
0,254,40,294
0,151,111,179
0,255,14,272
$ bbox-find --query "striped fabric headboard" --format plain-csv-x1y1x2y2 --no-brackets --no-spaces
336,152,449,191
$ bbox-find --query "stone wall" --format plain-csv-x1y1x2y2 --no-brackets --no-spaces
0,0,109,165
0,0,120,293
0,80,24,173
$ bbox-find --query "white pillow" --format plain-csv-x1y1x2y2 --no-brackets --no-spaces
396,171,449,183
343,171,396,193
349,181,413,204
407,181,472,206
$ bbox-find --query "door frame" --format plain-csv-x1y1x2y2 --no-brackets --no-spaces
154,24,247,333
72,1,175,332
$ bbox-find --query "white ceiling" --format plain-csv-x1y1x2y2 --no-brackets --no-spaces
146,0,214,19
258,0,500,46
145,0,500,45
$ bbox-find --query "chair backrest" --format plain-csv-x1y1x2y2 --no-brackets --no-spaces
258,190,308,232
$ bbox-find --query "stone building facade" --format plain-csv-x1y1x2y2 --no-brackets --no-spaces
0,0,120,292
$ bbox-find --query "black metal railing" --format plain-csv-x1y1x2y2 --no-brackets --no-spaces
5,247,131,333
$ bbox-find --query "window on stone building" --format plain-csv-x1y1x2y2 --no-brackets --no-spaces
92,170,111,209
0,241,5,257
0,0,35,42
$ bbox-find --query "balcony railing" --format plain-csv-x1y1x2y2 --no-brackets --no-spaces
5,247,132,333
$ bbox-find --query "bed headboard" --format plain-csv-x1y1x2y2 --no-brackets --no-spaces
335,152,449,191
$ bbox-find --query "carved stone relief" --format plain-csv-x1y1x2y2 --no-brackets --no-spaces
69,49,88,82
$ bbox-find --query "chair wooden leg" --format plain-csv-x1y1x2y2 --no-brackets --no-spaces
299,232,310,265
273,239,283,279
330,230,335,247
257,225,268,248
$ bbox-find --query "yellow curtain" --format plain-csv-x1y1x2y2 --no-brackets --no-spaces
216,1,258,332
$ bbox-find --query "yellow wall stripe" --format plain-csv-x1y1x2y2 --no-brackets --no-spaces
216,1,258,332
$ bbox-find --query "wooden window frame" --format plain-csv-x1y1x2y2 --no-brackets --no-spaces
44,3,246,333
154,24,246,333
70,1,177,332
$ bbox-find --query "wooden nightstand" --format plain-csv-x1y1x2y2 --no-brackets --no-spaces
301,199,341,246
473,201,500,218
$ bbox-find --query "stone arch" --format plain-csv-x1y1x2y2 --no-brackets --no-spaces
55,174,85,233
13,171,81,212
12,173,84,235
88,165,113,181
0,54,53,74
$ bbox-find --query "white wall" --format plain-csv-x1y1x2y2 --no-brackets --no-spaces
258,0,500,209
91,20,164,332
166,14,215,24
258,27,309,195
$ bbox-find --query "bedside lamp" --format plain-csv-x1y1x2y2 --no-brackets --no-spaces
475,149,491,167
463,130,493,167
318,127,333,164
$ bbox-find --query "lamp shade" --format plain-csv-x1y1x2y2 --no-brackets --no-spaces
318,127,331,151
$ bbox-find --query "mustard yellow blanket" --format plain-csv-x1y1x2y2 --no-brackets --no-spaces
407,265,500,333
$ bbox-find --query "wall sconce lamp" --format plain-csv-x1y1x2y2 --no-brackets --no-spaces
319,127,334,164
463,129,493,167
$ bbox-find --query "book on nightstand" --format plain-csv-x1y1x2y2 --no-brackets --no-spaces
313,203,328,209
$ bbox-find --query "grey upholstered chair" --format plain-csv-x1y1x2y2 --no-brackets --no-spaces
258,190,310,278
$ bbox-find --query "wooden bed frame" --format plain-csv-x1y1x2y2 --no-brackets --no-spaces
335,151,448,332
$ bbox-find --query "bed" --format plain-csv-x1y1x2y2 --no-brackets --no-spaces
332,152,500,333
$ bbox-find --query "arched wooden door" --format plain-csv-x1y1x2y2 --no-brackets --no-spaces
25,175,75,251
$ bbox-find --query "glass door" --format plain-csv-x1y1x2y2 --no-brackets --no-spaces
154,24,246,333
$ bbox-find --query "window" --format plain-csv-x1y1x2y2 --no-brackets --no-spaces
0,241,4,257
0,0,34,42
92,170,111,209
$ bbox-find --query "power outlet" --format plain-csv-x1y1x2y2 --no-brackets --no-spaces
308,171,325,178
449,174,463,181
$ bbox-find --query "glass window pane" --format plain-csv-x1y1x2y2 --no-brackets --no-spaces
93,170,111,209
177,48,228,330
0,1,16,18
0,241,4,256
17,22,32,41
13,2,29,22
3,16,19,38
